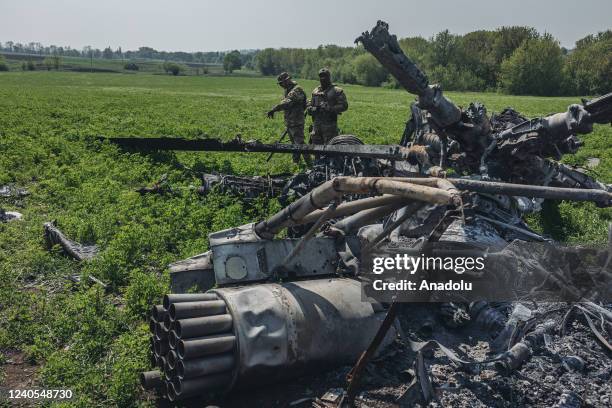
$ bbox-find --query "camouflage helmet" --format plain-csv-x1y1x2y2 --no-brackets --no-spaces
318,68,331,78
277,72,292,83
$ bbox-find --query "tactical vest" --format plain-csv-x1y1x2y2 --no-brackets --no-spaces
311,85,343,124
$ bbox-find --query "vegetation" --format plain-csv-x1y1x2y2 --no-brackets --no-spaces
162,61,184,76
253,27,611,95
124,62,139,71
0,54,8,71
0,41,256,66
43,55,62,71
499,34,565,96
223,50,242,73
0,72,610,407
2,26,609,95
563,31,612,95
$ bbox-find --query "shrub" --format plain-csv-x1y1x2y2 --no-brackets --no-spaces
26,60,36,71
43,55,61,71
353,54,388,87
223,50,242,73
564,30,612,95
162,61,182,76
499,34,565,96
124,62,139,71
0,55,8,71
429,64,486,91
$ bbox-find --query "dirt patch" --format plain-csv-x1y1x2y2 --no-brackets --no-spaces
0,349,39,407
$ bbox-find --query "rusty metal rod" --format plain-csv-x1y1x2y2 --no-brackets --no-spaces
334,177,459,205
255,176,461,239
255,178,342,238
345,302,400,405
395,177,612,203
299,195,406,225
332,201,410,234
279,202,338,269
361,202,425,253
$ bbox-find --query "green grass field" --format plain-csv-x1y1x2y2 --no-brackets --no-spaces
1,52,229,75
0,72,610,407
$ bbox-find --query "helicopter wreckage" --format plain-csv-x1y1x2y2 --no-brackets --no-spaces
97,21,612,407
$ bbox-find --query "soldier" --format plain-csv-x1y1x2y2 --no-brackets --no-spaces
307,68,348,144
266,72,310,164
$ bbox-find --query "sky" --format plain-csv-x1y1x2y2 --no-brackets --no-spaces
1,0,611,52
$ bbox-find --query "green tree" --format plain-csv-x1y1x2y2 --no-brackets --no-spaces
429,30,460,67
43,57,54,70
353,54,388,87
500,34,565,96
102,47,114,59
0,55,8,71
26,60,36,71
223,50,242,73
255,48,280,75
123,62,139,71
493,26,539,64
458,31,498,88
564,30,612,95
162,61,183,76
43,55,61,70
398,36,430,67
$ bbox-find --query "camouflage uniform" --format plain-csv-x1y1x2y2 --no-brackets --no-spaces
269,72,309,163
308,69,349,144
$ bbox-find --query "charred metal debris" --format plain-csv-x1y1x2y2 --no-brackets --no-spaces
0,184,27,222
92,20,612,407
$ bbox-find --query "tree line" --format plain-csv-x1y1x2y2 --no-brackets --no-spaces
1,27,609,95
254,27,611,96
0,41,256,67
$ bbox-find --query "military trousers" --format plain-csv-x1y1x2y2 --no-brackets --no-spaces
310,122,338,145
287,125,311,165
